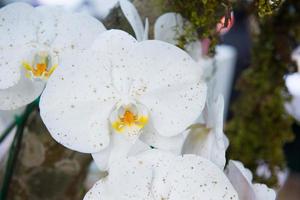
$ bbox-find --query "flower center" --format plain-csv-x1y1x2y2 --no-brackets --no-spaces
123,110,136,125
110,104,148,133
22,51,58,80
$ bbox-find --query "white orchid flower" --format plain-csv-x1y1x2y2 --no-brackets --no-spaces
154,12,236,117
226,160,276,200
182,94,229,169
0,3,106,110
117,1,204,155
84,149,238,200
119,1,189,154
40,30,207,169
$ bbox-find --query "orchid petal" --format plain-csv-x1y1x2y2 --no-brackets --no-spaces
35,6,66,46
137,149,175,198
0,47,22,90
107,157,153,199
92,135,150,171
127,139,151,156
182,95,228,169
226,160,256,200
137,150,238,200
140,124,187,154
51,12,106,52
92,144,112,171
0,3,38,91
154,13,204,62
83,180,107,200
185,40,203,61
182,124,227,169
226,160,276,200
84,157,153,200
0,45,45,110
119,0,145,41
154,12,184,45
0,70,45,110
123,40,206,137
90,30,137,73
90,30,140,105
253,184,276,200
167,155,238,200
0,3,37,47
87,0,119,19
87,149,238,199
40,50,119,153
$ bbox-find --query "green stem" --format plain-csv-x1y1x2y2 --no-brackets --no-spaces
0,122,16,144
0,100,38,200
0,109,29,144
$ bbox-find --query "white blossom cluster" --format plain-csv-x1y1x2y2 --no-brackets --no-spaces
0,1,276,199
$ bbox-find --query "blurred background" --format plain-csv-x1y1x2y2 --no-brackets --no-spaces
0,0,299,199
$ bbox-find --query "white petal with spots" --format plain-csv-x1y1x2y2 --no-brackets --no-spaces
0,3,37,47
0,3,106,110
40,50,118,153
123,40,206,137
167,155,238,200
51,12,106,52
84,157,153,200
86,149,238,200
42,30,206,153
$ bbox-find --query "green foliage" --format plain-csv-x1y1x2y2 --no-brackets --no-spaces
163,0,232,55
257,0,283,17
227,0,300,186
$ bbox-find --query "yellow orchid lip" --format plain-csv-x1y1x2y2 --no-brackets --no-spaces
22,52,58,80
112,109,148,133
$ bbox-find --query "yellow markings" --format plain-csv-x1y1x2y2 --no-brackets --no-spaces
112,109,148,133
22,62,33,71
47,64,58,77
22,62,58,79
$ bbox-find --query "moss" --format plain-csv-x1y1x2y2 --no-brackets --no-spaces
227,0,300,186
160,0,283,55
161,0,232,55
257,0,283,17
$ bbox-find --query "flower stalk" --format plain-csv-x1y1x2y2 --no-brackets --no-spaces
0,99,38,200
